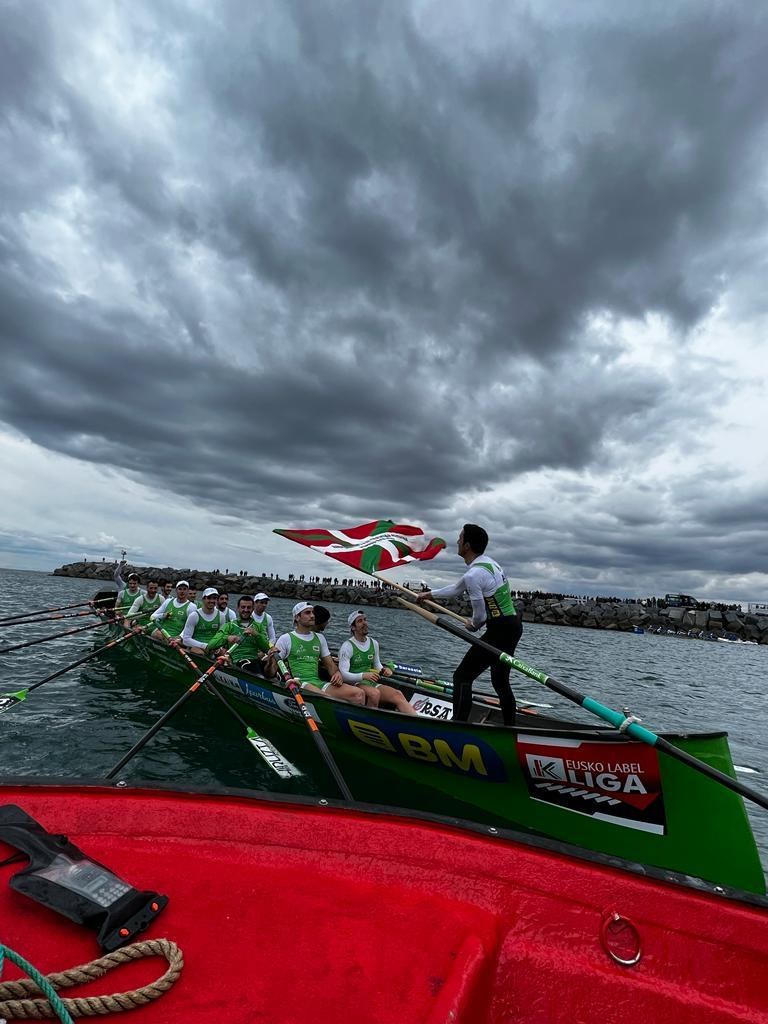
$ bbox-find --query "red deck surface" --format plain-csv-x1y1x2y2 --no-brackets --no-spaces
1,784,766,1023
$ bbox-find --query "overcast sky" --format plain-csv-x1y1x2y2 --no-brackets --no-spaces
1,0,767,600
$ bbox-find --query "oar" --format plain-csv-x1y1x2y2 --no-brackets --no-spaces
387,663,553,709
0,629,141,715
0,618,111,654
0,609,103,629
389,671,542,717
273,657,354,801
163,641,302,780
398,598,768,813
0,597,113,625
105,651,229,779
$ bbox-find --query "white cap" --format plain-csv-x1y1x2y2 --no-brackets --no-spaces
347,609,366,628
176,579,190,588
253,592,269,601
202,587,219,598
292,601,314,618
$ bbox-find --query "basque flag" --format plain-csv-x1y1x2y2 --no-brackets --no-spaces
273,520,446,573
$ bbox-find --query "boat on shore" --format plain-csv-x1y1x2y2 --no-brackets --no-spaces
0,779,766,1024
90,594,766,897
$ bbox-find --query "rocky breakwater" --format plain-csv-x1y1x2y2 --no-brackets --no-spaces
53,563,768,644
522,598,768,644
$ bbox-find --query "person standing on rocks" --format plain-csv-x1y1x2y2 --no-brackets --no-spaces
416,524,522,726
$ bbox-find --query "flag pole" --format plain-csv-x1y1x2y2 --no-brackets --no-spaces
369,571,468,625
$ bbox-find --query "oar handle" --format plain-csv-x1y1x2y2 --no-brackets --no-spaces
372,572,467,624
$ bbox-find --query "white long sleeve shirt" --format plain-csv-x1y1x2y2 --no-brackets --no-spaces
181,607,226,651
338,637,382,683
430,555,510,630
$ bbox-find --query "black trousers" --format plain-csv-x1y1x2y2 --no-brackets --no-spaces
452,613,523,726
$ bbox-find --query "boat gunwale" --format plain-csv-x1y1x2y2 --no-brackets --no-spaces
102,613,732,743
1,774,766,912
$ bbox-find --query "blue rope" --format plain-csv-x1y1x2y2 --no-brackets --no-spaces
0,941,74,1024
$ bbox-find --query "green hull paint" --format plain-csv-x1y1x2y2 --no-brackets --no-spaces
112,626,766,895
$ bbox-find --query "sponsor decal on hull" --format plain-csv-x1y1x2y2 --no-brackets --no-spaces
409,693,453,720
517,734,666,834
335,708,507,780
214,670,321,724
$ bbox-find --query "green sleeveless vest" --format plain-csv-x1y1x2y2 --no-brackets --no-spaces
190,609,225,644
117,587,142,615
161,599,191,638
475,562,517,619
348,638,377,674
287,632,323,686
138,593,163,615
250,614,271,648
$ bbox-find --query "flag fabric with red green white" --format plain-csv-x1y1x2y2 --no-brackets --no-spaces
273,521,446,573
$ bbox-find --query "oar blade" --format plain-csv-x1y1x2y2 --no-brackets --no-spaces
246,728,303,779
0,690,28,715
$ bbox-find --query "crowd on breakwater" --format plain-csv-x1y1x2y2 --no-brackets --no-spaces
52,561,768,644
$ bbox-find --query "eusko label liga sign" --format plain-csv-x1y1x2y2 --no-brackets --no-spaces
517,734,667,834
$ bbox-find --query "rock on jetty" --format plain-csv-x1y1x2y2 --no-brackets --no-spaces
53,562,768,644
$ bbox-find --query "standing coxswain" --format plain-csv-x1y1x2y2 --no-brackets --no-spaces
416,523,522,725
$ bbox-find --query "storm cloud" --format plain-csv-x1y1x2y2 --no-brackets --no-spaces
1,0,766,598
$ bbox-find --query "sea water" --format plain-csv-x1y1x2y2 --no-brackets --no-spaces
1,567,765,871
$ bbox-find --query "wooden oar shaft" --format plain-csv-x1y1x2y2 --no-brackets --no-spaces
0,618,108,654
398,597,768,814
26,630,139,695
168,643,252,732
371,572,467,624
105,655,225,779
0,609,98,629
0,598,111,625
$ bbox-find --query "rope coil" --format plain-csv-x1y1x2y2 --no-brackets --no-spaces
0,938,183,1019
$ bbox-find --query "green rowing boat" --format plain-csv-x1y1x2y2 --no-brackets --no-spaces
99,611,765,897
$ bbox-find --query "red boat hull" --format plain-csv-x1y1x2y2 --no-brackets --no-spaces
1,782,766,1023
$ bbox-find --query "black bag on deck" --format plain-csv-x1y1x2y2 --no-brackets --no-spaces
0,804,167,950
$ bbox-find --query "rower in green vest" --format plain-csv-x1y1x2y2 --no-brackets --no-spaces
125,580,163,626
339,610,417,714
250,593,276,646
113,560,143,617
179,588,227,651
272,602,364,704
206,595,273,671
150,580,192,641
416,523,523,726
